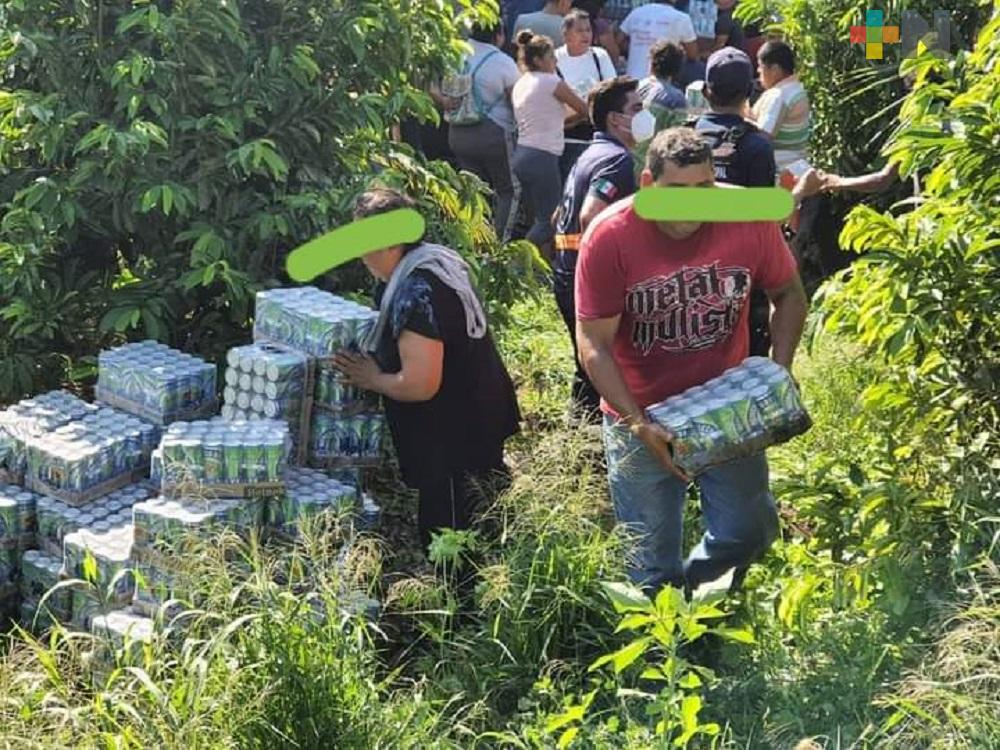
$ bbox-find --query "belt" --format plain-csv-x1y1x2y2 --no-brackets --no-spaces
554,233,582,251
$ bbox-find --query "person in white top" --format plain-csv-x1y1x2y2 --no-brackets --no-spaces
511,30,589,256
438,21,523,242
618,0,698,81
555,9,617,181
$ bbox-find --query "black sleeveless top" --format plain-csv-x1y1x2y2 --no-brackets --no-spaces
372,269,520,488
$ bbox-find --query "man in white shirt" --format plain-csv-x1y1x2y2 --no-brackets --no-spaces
555,9,618,180
618,0,698,81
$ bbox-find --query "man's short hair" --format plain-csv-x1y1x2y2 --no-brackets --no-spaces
646,127,713,179
562,8,591,33
759,40,796,74
649,40,685,81
589,77,639,132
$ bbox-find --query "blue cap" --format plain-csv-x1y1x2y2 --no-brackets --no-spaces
705,46,754,101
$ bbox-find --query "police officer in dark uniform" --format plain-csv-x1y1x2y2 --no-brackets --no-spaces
552,77,645,423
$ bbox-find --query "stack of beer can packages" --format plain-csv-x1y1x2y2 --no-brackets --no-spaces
234,286,387,523
0,287,388,673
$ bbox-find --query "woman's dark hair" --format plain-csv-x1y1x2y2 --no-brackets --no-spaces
562,8,592,34
758,40,796,74
516,30,554,71
470,19,502,45
352,187,423,253
589,77,638,132
646,127,713,180
649,39,684,81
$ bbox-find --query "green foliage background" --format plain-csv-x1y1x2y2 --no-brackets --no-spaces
736,0,988,175
0,0,537,403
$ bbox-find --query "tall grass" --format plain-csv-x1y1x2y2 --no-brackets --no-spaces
868,559,1000,749
0,518,471,749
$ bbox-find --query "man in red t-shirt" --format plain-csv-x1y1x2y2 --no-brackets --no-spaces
575,126,808,595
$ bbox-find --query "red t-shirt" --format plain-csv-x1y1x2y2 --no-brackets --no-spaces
575,198,798,416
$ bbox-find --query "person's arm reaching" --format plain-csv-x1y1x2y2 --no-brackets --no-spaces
822,163,899,194
334,330,444,402
766,275,808,371
554,80,589,118
577,317,689,481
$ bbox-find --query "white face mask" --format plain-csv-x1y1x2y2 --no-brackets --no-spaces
630,109,656,143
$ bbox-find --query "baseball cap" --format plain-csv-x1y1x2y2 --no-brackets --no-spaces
704,46,754,101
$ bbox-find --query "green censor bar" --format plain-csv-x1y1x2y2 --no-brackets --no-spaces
634,187,794,223
286,208,426,282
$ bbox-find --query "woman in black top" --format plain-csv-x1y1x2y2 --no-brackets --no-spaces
333,188,521,550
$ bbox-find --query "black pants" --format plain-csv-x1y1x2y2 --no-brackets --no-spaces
554,266,602,423
415,454,509,550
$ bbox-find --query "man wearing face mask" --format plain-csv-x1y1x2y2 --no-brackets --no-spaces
575,127,808,595
552,77,653,424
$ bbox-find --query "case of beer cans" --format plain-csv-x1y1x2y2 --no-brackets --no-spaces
23,407,158,503
96,341,218,426
63,524,135,608
268,467,357,538
646,357,812,477
0,391,97,480
254,287,378,357
19,549,71,626
158,419,291,492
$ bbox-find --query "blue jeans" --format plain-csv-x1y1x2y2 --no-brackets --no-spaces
602,415,779,593
511,144,561,249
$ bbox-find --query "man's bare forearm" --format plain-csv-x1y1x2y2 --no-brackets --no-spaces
769,282,808,370
580,345,645,425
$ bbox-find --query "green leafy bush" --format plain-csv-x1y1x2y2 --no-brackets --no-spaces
0,0,538,403
735,0,987,174
817,7,1000,554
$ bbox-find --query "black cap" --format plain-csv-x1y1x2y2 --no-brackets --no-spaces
705,46,754,101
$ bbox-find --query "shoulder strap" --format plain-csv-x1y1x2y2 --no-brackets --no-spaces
721,122,752,145
470,49,505,117
592,50,604,81
469,48,500,79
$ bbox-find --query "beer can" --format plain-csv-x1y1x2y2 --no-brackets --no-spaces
243,440,266,483
179,438,205,482
202,436,224,484
364,416,384,457
263,436,284,481
222,435,244,484
705,399,742,444
238,351,255,374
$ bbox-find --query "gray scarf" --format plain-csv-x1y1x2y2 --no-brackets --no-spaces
363,242,487,352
